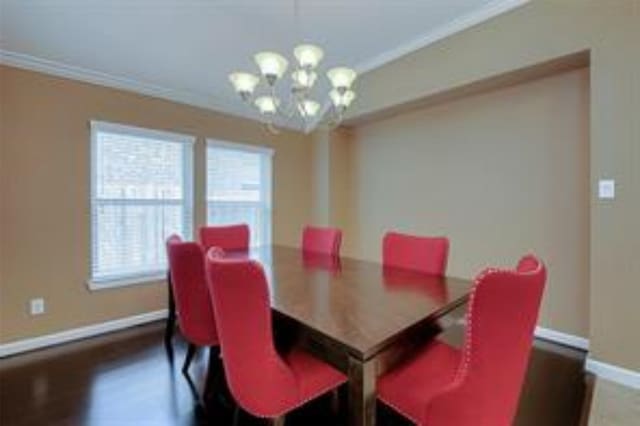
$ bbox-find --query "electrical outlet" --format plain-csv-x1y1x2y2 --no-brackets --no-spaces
30,298,45,316
598,179,615,200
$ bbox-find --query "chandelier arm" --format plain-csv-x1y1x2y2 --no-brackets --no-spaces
284,90,297,118
255,84,277,133
269,85,288,118
292,86,304,118
290,80,303,113
324,104,344,129
288,82,307,120
265,121,280,135
256,106,279,134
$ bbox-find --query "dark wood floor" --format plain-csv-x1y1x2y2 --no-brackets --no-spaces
0,320,591,426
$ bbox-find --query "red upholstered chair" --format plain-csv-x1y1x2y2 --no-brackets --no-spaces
205,251,347,424
199,224,250,251
377,255,546,426
382,231,449,276
166,235,219,374
301,225,342,256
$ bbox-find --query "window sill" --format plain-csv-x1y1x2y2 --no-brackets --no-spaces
87,273,166,291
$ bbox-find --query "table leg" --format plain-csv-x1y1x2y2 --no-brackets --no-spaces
348,356,376,426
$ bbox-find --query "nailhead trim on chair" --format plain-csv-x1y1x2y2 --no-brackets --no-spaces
381,256,544,426
453,256,543,385
246,379,348,419
453,267,499,384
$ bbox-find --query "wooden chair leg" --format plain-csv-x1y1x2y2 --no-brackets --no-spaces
164,271,176,351
182,343,197,374
271,415,286,426
203,347,223,402
232,405,241,426
182,368,202,403
330,388,340,414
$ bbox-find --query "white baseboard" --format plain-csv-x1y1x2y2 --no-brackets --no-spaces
586,357,640,390
0,309,168,358
454,318,590,351
534,326,590,351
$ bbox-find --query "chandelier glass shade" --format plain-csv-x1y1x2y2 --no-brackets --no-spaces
228,43,357,131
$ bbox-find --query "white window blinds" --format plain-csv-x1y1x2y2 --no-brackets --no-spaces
90,121,194,286
206,141,273,247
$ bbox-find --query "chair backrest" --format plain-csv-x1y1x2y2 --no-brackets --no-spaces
301,225,342,256
205,252,298,417
382,231,449,276
166,235,218,346
426,255,546,426
199,224,250,251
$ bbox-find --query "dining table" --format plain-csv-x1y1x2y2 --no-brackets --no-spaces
226,245,474,426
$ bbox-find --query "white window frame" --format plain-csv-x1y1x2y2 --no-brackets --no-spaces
205,139,274,247
88,120,195,290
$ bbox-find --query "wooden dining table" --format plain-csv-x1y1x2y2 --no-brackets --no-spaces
227,245,473,426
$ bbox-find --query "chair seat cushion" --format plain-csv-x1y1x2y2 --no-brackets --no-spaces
285,347,347,406
377,340,461,424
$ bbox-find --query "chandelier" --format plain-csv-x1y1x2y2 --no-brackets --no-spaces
228,44,357,133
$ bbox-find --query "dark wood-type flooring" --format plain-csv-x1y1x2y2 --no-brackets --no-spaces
0,318,591,426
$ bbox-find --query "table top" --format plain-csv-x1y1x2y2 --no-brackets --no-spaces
228,245,473,360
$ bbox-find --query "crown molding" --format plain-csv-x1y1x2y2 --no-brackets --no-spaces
2,0,529,135
0,49,230,112
356,0,530,74
305,0,530,133
0,49,303,132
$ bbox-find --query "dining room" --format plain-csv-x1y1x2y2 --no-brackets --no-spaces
1,1,639,425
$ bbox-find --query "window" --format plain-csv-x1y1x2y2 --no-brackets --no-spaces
90,121,194,288
206,140,273,247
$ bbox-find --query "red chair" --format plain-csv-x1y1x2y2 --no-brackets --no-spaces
166,235,219,374
204,251,347,424
200,224,250,251
377,255,546,426
301,225,342,256
382,231,449,276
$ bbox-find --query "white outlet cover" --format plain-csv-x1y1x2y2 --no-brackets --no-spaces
30,298,45,315
598,179,615,200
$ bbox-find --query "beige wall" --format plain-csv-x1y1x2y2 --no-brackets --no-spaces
311,127,353,229
1,0,638,375
339,0,640,371
311,130,331,225
344,68,590,337
0,65,313,343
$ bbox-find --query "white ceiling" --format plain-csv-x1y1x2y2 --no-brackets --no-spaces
0,0,526,131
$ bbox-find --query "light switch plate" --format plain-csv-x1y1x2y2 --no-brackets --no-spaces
598,179,615,200
30,298,45,315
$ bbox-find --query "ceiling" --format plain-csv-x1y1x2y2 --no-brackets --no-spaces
0,0,527,131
